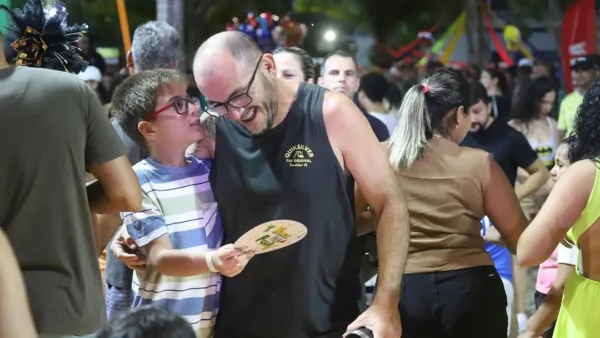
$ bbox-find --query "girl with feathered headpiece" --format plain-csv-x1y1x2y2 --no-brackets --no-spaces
1,0,88,73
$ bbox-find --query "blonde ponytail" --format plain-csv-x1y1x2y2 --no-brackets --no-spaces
388,84,430,170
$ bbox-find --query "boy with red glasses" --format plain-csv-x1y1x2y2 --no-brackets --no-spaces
110,69,253,337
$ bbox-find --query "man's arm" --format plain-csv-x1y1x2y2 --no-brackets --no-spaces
323,92,409,306
0,230,36,338
93,213,123,256
515,159,549,200
82,81,141,213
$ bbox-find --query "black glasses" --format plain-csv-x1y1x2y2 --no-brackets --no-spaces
204,55,263,117
145,96,200,121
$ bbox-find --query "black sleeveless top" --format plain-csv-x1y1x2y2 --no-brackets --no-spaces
210,83,363,338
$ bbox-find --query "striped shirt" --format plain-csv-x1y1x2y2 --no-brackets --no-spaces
123,156,222,337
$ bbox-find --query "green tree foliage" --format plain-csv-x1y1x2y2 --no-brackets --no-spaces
294,0,462,44
60,0,155,47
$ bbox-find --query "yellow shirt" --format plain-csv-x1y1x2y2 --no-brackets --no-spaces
557,91,583,138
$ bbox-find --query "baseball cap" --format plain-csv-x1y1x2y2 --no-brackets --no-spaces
76,65,102,82
570,54,599,70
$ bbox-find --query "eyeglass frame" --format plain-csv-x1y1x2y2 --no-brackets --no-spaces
203,55,263,117
144,96,200,121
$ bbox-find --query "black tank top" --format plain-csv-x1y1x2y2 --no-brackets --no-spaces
211,83,363,338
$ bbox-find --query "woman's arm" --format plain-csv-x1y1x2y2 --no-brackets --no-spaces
0,230,36,338
517,160,595,266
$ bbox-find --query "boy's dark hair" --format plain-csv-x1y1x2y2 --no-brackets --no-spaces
95,306,195,338
110,69,185,150
470,81,491,105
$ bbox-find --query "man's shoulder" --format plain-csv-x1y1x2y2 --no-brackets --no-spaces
22,67,84,86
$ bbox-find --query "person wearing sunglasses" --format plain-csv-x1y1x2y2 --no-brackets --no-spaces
192,31,407,338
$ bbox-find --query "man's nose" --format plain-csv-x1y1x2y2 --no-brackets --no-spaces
226,107,244,121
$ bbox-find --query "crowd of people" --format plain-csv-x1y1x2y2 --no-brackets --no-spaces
1,1,600,338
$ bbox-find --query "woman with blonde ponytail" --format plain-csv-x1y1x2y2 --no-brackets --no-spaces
361,69,529,337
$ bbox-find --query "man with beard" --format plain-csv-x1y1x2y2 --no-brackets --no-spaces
461,82,548,194
195,31,407,338
461,82,549,335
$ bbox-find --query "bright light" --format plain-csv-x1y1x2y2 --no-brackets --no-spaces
47,7,57,17
324,30,337,42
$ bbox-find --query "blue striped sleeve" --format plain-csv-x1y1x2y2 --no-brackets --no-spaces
123,193,167,247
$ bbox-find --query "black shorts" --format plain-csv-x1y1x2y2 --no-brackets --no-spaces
534,291,556,338
399,265,507,338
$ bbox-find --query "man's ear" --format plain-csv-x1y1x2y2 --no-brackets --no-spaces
126,50,134,75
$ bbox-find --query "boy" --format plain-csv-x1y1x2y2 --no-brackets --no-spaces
110,69,253,337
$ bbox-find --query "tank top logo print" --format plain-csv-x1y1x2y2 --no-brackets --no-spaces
284,144,315,167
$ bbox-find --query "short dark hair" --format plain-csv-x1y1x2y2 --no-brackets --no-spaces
358,72,403,108
389,69,471,169
273,46,315,81
110,69,185,150
470,81,491,105
321,49,357,76
96,306,195,338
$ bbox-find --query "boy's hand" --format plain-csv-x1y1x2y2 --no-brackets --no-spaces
211,244,255,277
111,225,148,273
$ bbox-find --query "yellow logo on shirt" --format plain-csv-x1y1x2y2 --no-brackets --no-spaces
285,144,314,167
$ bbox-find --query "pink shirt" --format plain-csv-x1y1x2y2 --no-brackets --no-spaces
536,248,559,294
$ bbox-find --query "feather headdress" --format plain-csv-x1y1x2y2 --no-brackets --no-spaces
1,0,88,73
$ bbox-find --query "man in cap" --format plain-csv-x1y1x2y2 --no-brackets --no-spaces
558,54,600,139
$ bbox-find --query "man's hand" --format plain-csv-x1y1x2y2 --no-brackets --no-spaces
345,301,401,338
210,244,254,277
110,225,147,273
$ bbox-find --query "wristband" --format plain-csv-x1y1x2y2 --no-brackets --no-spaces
205,251,218,273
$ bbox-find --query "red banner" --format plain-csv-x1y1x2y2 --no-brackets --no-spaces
561,0,597,93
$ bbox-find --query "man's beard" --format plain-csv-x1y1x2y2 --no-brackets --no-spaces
471,117,489,133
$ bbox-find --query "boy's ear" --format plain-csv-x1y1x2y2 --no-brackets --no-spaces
138,121,157,142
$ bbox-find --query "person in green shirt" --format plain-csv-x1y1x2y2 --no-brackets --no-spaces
558,54,599,139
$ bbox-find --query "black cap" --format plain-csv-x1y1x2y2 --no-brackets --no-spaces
570,54,600,71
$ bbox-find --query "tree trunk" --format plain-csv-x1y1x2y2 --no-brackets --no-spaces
465,0,485,68
547,0,566,88
157,0,185,69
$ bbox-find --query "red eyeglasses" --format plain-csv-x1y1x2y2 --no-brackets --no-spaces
144,96,200,121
